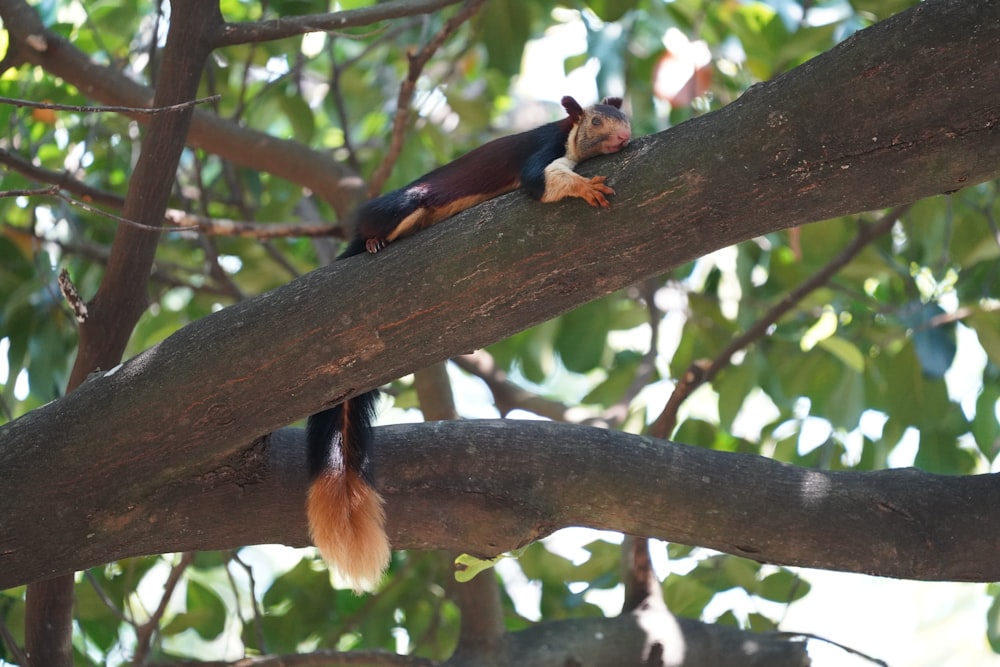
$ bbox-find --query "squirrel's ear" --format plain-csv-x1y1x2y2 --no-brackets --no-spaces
601,96,624,109
561,95,583,120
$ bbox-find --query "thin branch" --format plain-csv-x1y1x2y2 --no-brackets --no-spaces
452,351,585,422
770,631,889,666
83,570,133,625
133,552,197,664
2,223,235,298
229,552,267,653
0,94,220,114
260,240,303,280
0,609,28,665
0,0,363,214
147,650,436,667
64,189,201,232
0,146,125,208
0,185,202,232
447,565,504,656
650,205,911,439
166,212,341,239
620,537,662,614
367,0,487,196
0,152,344,240
604,279,663,427
216,0,464,47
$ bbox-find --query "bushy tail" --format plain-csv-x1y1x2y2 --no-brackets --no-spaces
306,390,390,593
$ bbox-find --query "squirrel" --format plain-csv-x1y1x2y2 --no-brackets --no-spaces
307,96,631,592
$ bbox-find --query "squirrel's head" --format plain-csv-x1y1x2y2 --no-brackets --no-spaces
562,96,631,161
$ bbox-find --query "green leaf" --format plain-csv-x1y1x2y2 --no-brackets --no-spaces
663,574,717,619
759,569,810,603
972,382,1000,459
571,540,623,583
899,302,956,379
817,336,865,374
454,553,505,583
580,351,644,406
554,299,611,373
989,587,1000,653
584,0,639,22
161,579,226,640
716,357,756,432
721,556,761,594
748,612,778,632
278,93,316,144
968,310,1000,367
822,363,865,431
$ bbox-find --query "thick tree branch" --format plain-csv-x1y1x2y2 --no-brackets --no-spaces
448,587,809,667
1,0,998,593
2,419,999,587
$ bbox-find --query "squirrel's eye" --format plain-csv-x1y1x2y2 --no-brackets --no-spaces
591,117,603,126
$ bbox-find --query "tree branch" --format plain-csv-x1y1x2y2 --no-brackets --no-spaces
0,0,362,215
367,0,488,196
22,3,224,664
215,0,465,47
0,94,219,114
0,150,343,239
651,205,909,439
1,0,998,594
3,419,1000,587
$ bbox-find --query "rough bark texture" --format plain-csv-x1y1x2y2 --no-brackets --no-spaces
0,0,998,588
7,419,998,588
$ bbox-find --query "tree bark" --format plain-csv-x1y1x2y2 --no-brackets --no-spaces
7,418,1000,587
1,0,998,589
18,2,222,665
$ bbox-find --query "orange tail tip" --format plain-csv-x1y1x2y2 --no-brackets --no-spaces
307,469,391,594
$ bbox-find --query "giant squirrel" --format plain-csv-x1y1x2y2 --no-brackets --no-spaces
307,96,631,592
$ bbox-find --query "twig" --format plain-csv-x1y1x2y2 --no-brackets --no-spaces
83,570,133,624
58,268,88,323
216,0,463,47
146,650,436,667
621,537,662,614
367,0,488,196
0,146,125,208
770,631,889,666
0,153,345,239
0,185,202,232
133,552,197,663
229,551,267,652
604,279,663,427
452,351,584,422
0,607,29,665
3,222,235,298
165,211,341,238
650,205,911,439
0,94,220,115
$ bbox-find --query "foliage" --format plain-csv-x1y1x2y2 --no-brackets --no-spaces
1,0,997,664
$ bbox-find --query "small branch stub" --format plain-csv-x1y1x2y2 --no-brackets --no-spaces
58,268,88,323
